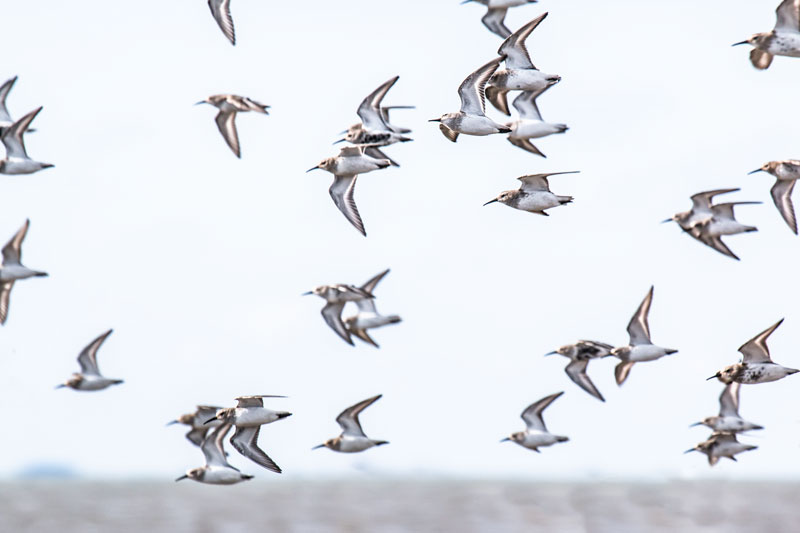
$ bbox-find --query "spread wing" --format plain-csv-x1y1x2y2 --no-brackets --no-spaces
360,269,390,295
0,281,13,325
710,202,760,221
208,0,236,45
202,422,234,468
77,329,113,376
565,359,604,402
2,106,41,159
770,179,797,234
350,326,380,348
738,319,783,364
0,76,17,123
689,188,739,211
458,57,503,116
336,394,382,437
521,391,563,431
697,231,740,260
2,219,29,266
508,136,544,157
214,110,240,157
517,172,577,192
235,395,286,408
498,13,547,70
627,286,653,345
329,175,365,236
718,383,740,418
481,8,511,38
775,0,800,31
357,77,398,132
186,427,209,447
231,425,282,473
321,301,353,345
512,91,542,121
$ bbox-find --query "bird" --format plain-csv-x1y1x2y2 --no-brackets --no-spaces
195,94,269,158
208,0,236,45
461,0,539,39
167,405,224,447
505,89,567,157
483,172,577,215
313,394,388,453
205,396,290,473
690,383,763,434
0,107,52,175
304,283,374,345
0,219,48,325
710,319,799,384
336,77,413,148
545,341,614,402
430,57,512,142
665,189,759,261
685,432,757,466
56,330,124,391
733,0,800,70
0,76,33,134
485,13,561,116
176,422,254,484
502,391,569,452
610,286,678,386
344,269,402,348
307,145,391,236
749,160,800,234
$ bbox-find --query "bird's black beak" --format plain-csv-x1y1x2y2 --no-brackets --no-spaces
194,101,206,106
175,474,189,482
332,139,346,145
500,437,511,443
689,422,703,427
544,351,558,356
312,444,326,450
166,420,179,426
483,199,498,206
306,166,319,173
428,118,441,123
706,373,720,381
301,291,313,296
203,417,217,425
660,218,672,224
747,169,763,175
732,41,749,47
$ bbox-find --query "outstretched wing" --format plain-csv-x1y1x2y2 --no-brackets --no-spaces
336,394,382,437
458,57,503,116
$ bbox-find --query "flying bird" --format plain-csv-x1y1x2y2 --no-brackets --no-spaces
337,77,413,149
0,219,48,325
749,160,800,234
610,286,678,386
56,330,123,391
0,107,52,175
208,0,236,45
483,172,577,215
733,0,800,69
196,94,269,158
304,283,374,345
313,394,388,453
167,405,224,447
502,392,569,452
546,340,614,402
0,76,34,134
344,269,402,348
685,432,757,466
461,0,539,39
176,422,254,484
690,383,763,434
710,319,799,384
505,89,567,157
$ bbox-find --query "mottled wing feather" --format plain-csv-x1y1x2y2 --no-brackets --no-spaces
215,110,240,157
770,179,797,234
208,0,236,45
329,175,366,236
458,57,503,116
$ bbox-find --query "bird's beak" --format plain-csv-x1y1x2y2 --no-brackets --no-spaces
203,417,217,425
301,291,313,296
166,420,179,426
461,0,475,4
483,199,499,206
747,169,763,175
732,41,749,47
683,449,695,454
689,422,703,427
306,166,319,173
428,118,441,123
706,373,720,381
175,474,189,482
660,218,672,224
194,101,206,106
312,444,326,450
500,437,511,443
54,384,66,389
544,351,558,356
332,139,346,145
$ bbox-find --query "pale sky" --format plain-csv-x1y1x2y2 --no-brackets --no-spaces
2,0,800,481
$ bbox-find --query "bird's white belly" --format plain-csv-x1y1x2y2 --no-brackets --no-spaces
705,219,750,236
1,159,43,175
338,436,375,453
495,70,553,92
235,408,278,427
0,265,36,281
77,376,115,391
509,120,563,139
456,115,503,135
770,32,800,56
521,431,559,449
517,192,560,212
335,158,381,176
628,344,668,362
714,417,756,433
203,466,245,485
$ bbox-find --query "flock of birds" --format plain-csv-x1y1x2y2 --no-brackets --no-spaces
3,0,800,483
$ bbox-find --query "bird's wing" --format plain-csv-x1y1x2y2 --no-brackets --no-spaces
626,286,653,345
329,175,365,236
458,57,503,115
521,391,563,431
77,329,113,376
511,91,542,121
357,76,398,131
775,0,800,31
689,188,739,211
321,301,353,345
336,394,382,437
481,8,511,38
2,107,40,159
0,76,17,123
517,172,577,192
1,219,29,266
507,136,544,157
0,281,13,325
697,231,740,260
360,269,390,295
718,383,740,418
770,179,797,234
231,425,282,473
208,0,236,45
565,359,604,402
498,13,547,70
202,422,234,468
738,319,783,364
214,110,240,157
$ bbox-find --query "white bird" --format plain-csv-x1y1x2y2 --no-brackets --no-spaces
167,405,224,447
483,172,577,215
485,13,561,115
313,394,388,453
176,422,254,484
545,341,614,402
749,160,800,234
208,0,236,45
430,57,512,142
690,383,763,433
461,0,539,39
0,107,52,175
337,77,412,148
304,283,374,345
505,89,567,157
307,145,391,236
710,319,799,385
685,432,757,466
610,286,678,386
0,219,48,325
344,269,402,348
502,391,569,452
733,0,800,69
56,330,124,391
196,94,269,158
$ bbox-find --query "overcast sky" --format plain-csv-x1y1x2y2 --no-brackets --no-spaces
1,0,800,481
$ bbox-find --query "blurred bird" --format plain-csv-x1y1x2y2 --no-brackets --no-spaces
505,89,567,157
168,405,224,447
304,283,374,345
337,77,413,152
733,0,800,69
313,394,388,453
0,76,34,134
690,383,763,433
749,160,800,234
611,286,678,386
502,391,569,452
176,422,254,484
344,269,402,348
462,0,539,39
486,13,561,115
483,172,576,215
710,319,799,384
0,107,52,175
685,432,757,466
307,145,391,236
208,0,236,45
546,341,614,402
430,57,511,142
0,219,47,325
196,94,269,158
56,330,123,391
